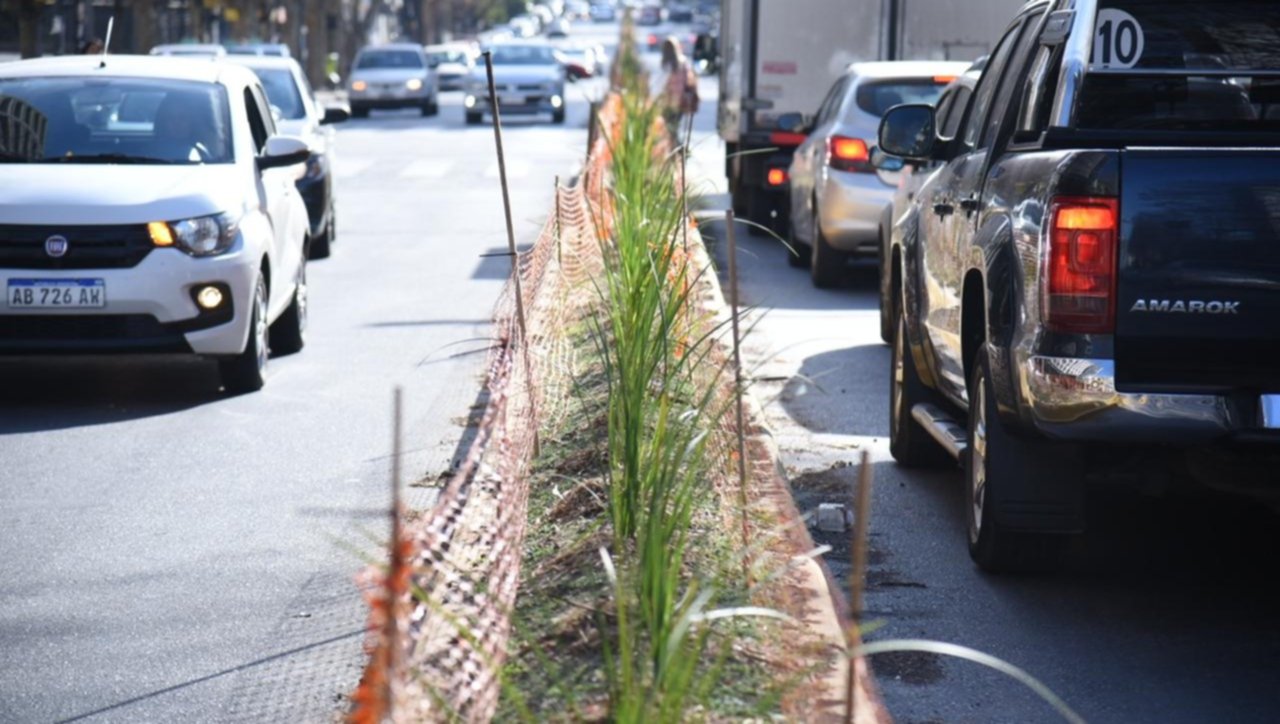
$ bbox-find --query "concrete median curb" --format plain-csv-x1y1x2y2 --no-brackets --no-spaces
683,219,892,723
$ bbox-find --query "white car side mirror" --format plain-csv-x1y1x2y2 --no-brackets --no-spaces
259,135,310,170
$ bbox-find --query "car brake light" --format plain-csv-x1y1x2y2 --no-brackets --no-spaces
769,131,807,146
933,75,958,84
828,136,871,173
767,168,788,186
1044,196,1119,334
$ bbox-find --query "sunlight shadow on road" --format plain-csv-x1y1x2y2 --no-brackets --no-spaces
0,358,224,434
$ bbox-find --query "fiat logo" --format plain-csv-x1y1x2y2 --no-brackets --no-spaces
44,235,69,258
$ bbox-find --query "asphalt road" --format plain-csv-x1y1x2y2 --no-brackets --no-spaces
0,27,614,722
692,118,1280,723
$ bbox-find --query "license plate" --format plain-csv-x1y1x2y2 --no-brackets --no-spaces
1262,395,1280,429
499,93,526,105
7,279,106,309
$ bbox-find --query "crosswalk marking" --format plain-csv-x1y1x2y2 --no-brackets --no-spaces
483,159,531,180
398,160,453,179
334,159,375,179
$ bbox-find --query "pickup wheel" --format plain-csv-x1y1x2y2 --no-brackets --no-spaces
878,230,894,344
889,314,952,468
965,347,1071,573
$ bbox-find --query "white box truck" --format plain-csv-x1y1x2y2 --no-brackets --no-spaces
719,0,1021,232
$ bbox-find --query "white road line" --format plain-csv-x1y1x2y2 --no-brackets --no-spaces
483,159,531,180
334,159,376,179
398,160,453,179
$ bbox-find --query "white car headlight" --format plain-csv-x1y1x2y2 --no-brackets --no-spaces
150,212,239,257
406,78,424,91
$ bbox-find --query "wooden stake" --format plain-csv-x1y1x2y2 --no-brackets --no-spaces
555,175,563,268
484,50,528,346
484,51,538,458
387,386,404,718
845,449,874,723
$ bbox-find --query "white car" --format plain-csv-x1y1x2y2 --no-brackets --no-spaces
224,54,347,258
0,55,312,393
425,42,479,91
150,44,227,58
347,44,439,118
464,43,568,125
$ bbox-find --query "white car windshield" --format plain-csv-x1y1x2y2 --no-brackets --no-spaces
254,68,307,120
356,51,424,70
0,77,233,164
491,46,558,66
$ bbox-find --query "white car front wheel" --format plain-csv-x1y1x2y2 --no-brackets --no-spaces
219,274,269,394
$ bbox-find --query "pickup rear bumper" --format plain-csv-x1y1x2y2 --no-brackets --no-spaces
1015,355,1236,443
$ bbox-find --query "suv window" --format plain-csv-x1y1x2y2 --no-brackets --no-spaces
981,9,1047,148
1077,0,1280,132
940,86,973,140
960,17,1027,149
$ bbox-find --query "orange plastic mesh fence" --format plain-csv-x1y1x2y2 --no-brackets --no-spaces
348,94,626,723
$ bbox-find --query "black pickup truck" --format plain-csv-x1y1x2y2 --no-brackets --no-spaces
878,0,1280,572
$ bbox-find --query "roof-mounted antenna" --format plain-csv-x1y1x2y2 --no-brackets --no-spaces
99,16,114,68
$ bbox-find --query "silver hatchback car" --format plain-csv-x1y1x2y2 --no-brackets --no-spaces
348,44,439,118
786,61,969,288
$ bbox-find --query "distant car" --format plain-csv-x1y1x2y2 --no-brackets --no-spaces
347,44,439,118
546,18,572,38
508,16,540,38
565,1,591,20
589,3,616,22
637,4,663,25
667,3,694,22
425,42,479,91
0,55,312,393
464,42,567,125
556,43,603,79
784,60,969,287
225,43,291,57
225,55,349,259
150,44,226,58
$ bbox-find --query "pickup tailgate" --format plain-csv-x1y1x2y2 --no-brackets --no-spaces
1116,149,1280,393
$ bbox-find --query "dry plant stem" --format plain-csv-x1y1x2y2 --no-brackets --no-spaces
725,210,752,587
845,450,873,723
389,386,404,718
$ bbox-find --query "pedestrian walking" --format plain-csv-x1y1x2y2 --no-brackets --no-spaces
660,36,699,130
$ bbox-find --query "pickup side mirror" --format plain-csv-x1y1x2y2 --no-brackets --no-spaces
321,106,350,125
258,135,310,170
878,104,937,162
776,111,811,134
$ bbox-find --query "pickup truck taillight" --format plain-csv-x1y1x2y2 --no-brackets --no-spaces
827,136,872,173
1044,197,1119,334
